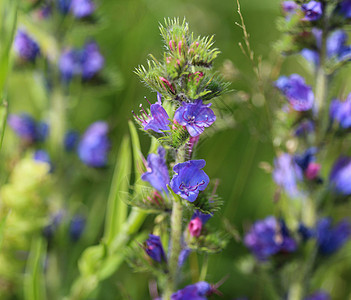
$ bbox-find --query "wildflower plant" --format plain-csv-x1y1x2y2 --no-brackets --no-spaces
130,18,229,298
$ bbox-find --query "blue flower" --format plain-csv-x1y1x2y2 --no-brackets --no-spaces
294,120,314,137
304,291,330,300
171,282,211,300
141,147,170,193
298,223,315,241
70,0,95,18
77,121,110,167
43,211,64,239
329,156,351,195
301,49,320,66
282,1,298,15
170,160,209,202
174,100,216,137
133,93,170,133
69,215,86,241
339,0,351,18
316,218,351,255
273,153,303,197
81,41,104,79
8,114,37,143
301,1,323,21
13,30,40,62
64,130,79,151
329,94,351,129
244,216,297,261
144,234,166,263
275,74,314,111
294,147,317,172
57,0,71,14
33,149,51,164
59,41,104,82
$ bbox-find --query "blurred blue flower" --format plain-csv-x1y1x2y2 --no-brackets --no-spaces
298,223,315,241
301,49,320,66
14,30,40,62
282,1,298,15
81,41,104,79
59,41,104,82
69,215,86,241
171,282,211,300
36,121,50,142
244,216,297,261
71,0,95,18
304,291,330,300
316,218,351,255
43,211,64,239
294,147,317,172
275,74,314,111
329,156,351,195
330,94,351,129
294,120,314,137
141,147,170,193
144,234,166,263
178,248,191,267
64,130,79,151
57,0,71,14
33,149,51,164
273,153,303,197
134,94,170,133
174,100,216,137
8,114,37,143
301,1,322,21
191,210,212,224
170,159,209,202
78,121,110,167
339,0,351,18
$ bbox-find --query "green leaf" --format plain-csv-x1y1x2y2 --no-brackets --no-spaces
104,136,131,245
24,237,47,300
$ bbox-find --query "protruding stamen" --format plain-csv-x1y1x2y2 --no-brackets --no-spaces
144,96,151,105
132,110,143,122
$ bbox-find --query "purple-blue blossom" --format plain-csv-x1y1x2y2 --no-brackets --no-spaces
170,160,209,202
304,291,330,300
141,147,170,193
77,121,110,167
171,282,211,300
33,150,53,172
13,30,40,62
244,216,297,261
57,0,71,14
174,100,216,137
330,94,351,129
294,120,314,136
339,0,351,18
70,0,95,18
282,1,298,15
298,223,315,241
301,1,323,21
64,130,79,151
144,234,166,263
8,114,37,143
316,218,351,255
69,215,86,241
329,156,351,195
59,41,104,82
133,93,170,133
275,74,314,111
273,153,303,197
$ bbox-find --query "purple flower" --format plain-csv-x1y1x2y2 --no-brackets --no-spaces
81,41,104,79
282,1,298,14
316,218,351,255
304,291,330,300
301,49,320,66
64,130,79,151
144,234,166,263
174,100,216,137
14,30,40,62
69,215,86,241
298,223,315,241
59,41,103,82
171,282,211,300
329,156,351,195
70,0,95,18
301,1,323,21
141,147,170,193
8,114,37,143
33,149,51,164
170,160,209,202
339,0,351,18
294,120,314,136
57,0,71,14
273,153,303,197
330,94,351,129
275,74,314,111
244,216,297,261
77,121,110,167
326,30,348,58
133,94,170,133
191,210,212,224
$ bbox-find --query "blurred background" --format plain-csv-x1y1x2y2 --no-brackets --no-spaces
1,0,289,298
